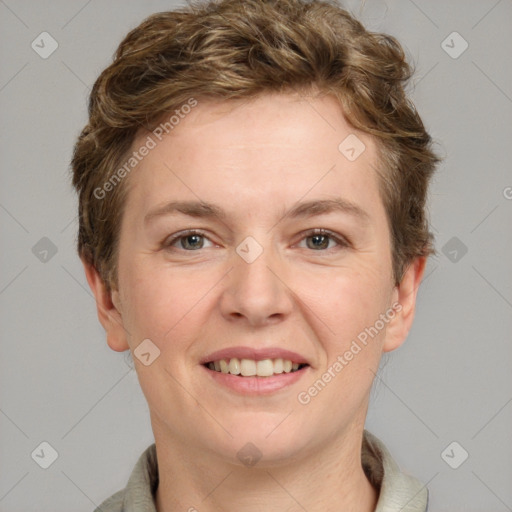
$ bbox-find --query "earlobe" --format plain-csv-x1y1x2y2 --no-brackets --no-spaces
81,257,129,352
383,256,426,353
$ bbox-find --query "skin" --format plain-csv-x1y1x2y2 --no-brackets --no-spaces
83,91,425,512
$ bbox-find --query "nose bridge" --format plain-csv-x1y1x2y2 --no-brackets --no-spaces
222,233,292,324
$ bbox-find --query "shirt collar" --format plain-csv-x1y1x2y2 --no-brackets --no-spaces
362,430,429,512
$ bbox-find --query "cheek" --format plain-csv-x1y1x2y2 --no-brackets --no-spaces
312,264,392,355
119,259,194,347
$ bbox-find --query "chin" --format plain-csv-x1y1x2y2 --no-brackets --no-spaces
206,414,316,466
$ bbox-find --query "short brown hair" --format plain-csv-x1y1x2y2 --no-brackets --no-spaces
71,0,441,292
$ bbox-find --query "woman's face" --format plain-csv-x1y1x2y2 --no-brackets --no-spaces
98,92,417,465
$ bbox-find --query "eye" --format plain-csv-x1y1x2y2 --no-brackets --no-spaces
161,228,349,253
297,229,349,251
163,230,215,251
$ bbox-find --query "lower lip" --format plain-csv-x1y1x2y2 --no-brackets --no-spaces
202,365,309,395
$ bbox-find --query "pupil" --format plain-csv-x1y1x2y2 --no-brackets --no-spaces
310,234,328,250
184,234,202,249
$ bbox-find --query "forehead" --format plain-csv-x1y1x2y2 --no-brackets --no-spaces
143,93,372,158
125,93,383,221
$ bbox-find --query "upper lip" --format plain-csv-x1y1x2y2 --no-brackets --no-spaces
200,346,310,365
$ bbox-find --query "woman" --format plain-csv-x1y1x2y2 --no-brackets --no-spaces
71,0,441,510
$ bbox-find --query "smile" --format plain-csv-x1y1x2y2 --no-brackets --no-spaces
200,346,311,394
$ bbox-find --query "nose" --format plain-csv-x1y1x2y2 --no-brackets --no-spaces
219,240,294,327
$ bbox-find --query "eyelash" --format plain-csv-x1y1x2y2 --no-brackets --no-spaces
162,228,349,253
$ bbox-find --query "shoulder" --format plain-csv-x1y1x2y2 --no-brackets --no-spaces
93,489,124,512
92,444,159,512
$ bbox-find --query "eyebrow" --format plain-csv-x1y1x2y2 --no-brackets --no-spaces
144,198,370,225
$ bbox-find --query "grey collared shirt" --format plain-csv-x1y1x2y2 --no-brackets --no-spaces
94,430,428,512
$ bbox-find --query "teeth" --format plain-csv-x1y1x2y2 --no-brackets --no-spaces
240,359,256,376
207,357,305,377
228,358,241,375
256,359,274,377
219,359,229,373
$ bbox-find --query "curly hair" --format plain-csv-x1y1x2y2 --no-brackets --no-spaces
71,0,441,292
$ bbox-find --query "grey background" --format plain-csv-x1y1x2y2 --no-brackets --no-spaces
1,0,511,511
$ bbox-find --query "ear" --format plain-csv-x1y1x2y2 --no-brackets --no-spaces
383,256,426,353
81,257,129,352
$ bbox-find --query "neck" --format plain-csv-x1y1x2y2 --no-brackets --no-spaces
153,422,378,512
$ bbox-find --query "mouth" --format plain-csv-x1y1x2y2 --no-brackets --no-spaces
203,357,309,377
200,346,311,394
